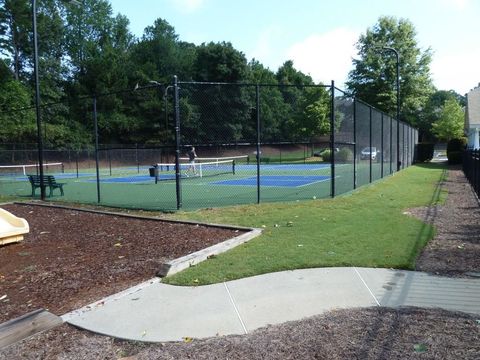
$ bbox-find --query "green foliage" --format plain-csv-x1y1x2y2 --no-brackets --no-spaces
418,90,465,141
346,16,434,126
0,79,35,143
295,86,331,139
0,7,440,150
447,151,462,165
416,143,434,162
320,149,331,162
194,42,248,82
447,137,467,152
446,138,466,165
432,99,465,141
336,148,353,162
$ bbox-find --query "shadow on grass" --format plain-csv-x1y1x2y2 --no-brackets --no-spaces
406,165,448,268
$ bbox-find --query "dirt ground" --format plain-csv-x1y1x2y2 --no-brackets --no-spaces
0,204,243,323
1,166,479,359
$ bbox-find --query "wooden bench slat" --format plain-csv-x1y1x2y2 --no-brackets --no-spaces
0,309,63,349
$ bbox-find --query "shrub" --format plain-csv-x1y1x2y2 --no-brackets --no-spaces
447,138,466,164
416,143,434,162
320,149,331,162
447,137,467,152
336,148,353,162
447,151,463,164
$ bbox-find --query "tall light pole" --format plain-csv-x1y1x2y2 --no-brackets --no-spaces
32,0,81,200
381,46,401,171
32,0,45,199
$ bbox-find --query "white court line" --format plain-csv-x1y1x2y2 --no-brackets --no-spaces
223,282,248,334
353,267,380,306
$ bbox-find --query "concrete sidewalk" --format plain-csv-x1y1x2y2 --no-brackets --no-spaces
63,267,480,342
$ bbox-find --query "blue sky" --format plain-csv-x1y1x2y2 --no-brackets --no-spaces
110,0,480,95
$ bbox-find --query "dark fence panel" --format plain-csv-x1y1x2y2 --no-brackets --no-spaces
382,114,392,176
463,150,480,198
371,108,383,182
333,87,355,196
0,78,418,210
355,100,371,188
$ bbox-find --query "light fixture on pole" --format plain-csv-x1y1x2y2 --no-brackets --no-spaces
148,81,172,144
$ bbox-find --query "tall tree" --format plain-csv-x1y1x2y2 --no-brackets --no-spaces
182,42,252,144
247,59,288,141
0,78,36,144
418,90,465,142
346,16,434,126
431,98,464,141
0,0,31,81
275,60,322,140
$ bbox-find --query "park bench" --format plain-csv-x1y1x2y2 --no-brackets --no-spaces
27,174,65,197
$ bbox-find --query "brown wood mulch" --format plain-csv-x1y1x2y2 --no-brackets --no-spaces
0,204,243,323
413,166,480,276
1,165,479,359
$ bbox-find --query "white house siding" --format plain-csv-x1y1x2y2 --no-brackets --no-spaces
465,85,480,149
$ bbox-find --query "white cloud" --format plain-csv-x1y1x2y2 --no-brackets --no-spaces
431,49,480,94
169,0,205,13
285,28,359,88
249,26,284,69
439,0,470,10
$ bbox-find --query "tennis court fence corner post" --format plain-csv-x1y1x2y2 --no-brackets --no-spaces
173,75,182,210
93,96,101,203
256,84,261,204
353,98,357,190
369,105,372,183
330,80,335,198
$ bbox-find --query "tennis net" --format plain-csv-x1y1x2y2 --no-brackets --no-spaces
152,159,236,179
0,162,64,177
179,155,249,164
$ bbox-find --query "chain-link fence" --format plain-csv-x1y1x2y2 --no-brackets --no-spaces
0,78,418,210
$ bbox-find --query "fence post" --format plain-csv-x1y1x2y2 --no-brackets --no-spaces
330,81,335,198
93,96,101,203
256,84,261,204
381,113,384,177
173,75,182,210
369,106,372,183
353,99,357,189
390,116,393,174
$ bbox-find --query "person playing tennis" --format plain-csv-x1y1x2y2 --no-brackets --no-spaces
186,146,197,176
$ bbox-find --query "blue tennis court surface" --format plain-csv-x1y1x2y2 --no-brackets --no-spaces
237,164,330,171
211,175,330,188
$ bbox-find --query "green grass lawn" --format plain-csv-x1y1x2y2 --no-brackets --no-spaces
164,163,447,285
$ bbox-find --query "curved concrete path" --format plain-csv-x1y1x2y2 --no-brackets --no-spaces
62,267,480,342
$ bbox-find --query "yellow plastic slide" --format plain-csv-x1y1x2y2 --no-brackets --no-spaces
0,207,29,246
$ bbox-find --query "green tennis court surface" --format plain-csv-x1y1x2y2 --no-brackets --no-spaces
0,161,384,210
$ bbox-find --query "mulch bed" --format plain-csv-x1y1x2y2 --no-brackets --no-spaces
413,166,480,275
1,165,479,359
0,203,243,323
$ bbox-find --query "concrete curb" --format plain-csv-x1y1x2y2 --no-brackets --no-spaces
61,278,160,323
158,228,263,277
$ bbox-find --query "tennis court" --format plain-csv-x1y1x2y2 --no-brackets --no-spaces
0,157,341,209
0,155,392,210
